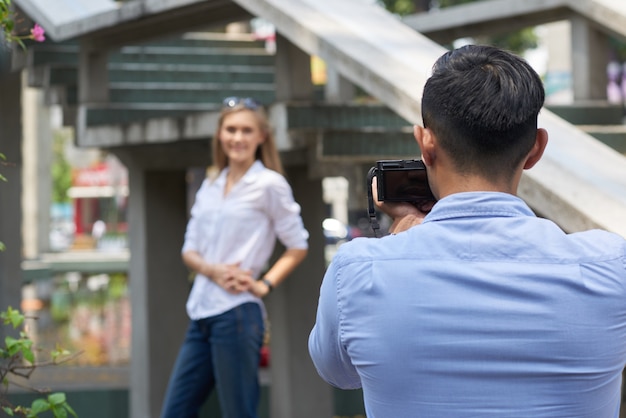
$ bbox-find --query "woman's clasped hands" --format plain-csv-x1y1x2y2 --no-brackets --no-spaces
210,263,270,297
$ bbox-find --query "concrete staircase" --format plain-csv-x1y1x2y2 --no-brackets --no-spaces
547,102,626,156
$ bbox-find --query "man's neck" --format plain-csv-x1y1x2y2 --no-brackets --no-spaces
434,171,519,200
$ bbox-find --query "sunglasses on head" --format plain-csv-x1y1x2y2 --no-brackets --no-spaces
222,97,260,110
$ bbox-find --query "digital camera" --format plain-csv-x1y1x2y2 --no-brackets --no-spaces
374,159,434,202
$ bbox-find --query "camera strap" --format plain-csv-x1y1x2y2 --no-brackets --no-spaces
366,167,381,238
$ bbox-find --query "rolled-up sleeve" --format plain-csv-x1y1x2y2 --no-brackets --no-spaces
267,176,309,250
308,256,361,389
181,179,209,254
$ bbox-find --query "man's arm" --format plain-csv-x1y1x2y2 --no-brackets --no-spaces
308,259,362,389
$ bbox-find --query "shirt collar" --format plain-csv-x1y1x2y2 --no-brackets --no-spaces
215,160,265,186
423,192,535,223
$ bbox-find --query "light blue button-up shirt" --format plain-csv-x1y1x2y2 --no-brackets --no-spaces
309,192,626,417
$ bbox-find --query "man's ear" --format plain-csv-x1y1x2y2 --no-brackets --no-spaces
414,125,435,166
523,128,548,170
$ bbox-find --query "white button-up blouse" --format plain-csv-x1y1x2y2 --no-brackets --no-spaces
182,160,309,320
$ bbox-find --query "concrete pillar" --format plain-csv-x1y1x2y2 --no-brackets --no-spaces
325,65,356,104
21,73,52,258
570,15,610,101
78,40,110,104
275,34,315,101
0,71,23,325
125,163,190,418
266,164,333,418
268,33,333,417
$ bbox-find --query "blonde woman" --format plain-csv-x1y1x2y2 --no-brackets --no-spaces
161,97,309,418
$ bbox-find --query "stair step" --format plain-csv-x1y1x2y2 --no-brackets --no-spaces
578,125,626,154
546,102,624,125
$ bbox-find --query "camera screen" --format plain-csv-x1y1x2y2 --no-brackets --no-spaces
382,168,432,201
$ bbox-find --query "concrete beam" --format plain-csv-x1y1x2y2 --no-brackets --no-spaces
404,0,573,44
15,0,251,46
569,0,626,41
77,108,220,148
402,0,626,44
111,142,211,171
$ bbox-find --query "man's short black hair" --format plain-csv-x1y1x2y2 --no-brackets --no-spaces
422,45,545,182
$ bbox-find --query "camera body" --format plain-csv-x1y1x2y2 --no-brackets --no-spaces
375,159,434,202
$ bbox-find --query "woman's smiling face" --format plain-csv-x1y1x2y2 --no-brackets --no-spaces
218,109,266,167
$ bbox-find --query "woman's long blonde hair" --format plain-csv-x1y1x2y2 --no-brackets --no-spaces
210,103,284,176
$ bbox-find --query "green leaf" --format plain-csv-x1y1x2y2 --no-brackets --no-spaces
1,306,25,328
2,406,14,416
30,398,50,414
51,403,68,418
64,403,78,418
51,345,71,361
0,241,5,251
48,393,66,406
23,347,35,364
5,336,18,349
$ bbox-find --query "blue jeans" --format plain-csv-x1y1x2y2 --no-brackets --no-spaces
160,302,265,418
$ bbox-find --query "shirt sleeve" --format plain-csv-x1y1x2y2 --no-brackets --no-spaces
266,174,309,249
181,179,208,254
308,255,362,389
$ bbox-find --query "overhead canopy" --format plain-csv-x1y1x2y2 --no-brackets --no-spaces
15,0,118,34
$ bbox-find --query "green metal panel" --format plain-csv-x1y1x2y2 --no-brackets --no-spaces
287,104,409,130
107,66,275,84
48,66,78,85
334,388,366,416
151,37,267,50
108,87,275,105
586,131,626,155
8,390,129,418
30,44,79,67
29,38,270,67
85,107,217,126
47,64,274,87
109,50,274,66
546,104,624,125
7,386,271,418
7,386,366,418
321,130,418,158
65,85,78,105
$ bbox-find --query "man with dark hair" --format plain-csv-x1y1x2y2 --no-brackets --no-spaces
308,45,626,417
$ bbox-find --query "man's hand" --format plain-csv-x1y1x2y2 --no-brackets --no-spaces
371,176,434,234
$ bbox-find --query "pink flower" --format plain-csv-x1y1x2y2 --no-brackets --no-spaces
30,23,45,42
